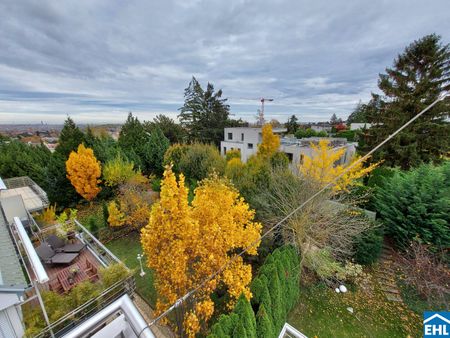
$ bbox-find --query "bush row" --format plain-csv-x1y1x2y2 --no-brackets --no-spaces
374,161,450,252
208,246,300,338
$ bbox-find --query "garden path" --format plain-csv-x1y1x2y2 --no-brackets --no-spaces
374,240,402,302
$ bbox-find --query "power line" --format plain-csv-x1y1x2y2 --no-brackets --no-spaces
141,91,449,334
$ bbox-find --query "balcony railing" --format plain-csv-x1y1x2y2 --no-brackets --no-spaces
34,275,136,338
12,219,136,338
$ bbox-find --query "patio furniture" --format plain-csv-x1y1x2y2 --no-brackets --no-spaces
48,278,64,293
46,234,85,253
35,243,79,265
57,262,88,292
81,258,98,281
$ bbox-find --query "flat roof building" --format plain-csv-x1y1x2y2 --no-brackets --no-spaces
220,127,356,167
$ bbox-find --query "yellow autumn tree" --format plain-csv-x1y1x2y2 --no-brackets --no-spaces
107,201,125,227
299,139,379,192
257,123,280,158
141,166,261,337
66,144,102,201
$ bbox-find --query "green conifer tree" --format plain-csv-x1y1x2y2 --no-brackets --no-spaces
365,34,450,169
256,304,275,338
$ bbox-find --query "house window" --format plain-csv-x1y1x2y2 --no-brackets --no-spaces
224,147,227,155
284,152,293,163
241,133,244,141
248,143,253,149
228,133,233,140
299,154,304,165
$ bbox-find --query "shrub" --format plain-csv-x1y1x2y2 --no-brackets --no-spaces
88,216,99,236
99,263,131,288
225,149,241,162
178,143,226,181
399,241,450,309
163,143,188,173
374,162,450,251
102,201,109,228
151,177,161,192
207,246,300,338
270,152,289,169
353,225,383,265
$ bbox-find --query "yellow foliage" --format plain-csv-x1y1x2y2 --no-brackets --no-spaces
35,204,57,225
225,148,241,162
141,166,261,337
107,201,125,227
299,139,379,192
257,124,280,158
66,144,102,201
103,153,145,186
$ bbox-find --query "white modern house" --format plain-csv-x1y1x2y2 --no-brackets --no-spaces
350,123,372,130
221,127,287,162
221,127,357,166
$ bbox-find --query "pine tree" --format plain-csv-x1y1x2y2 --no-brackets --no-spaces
143,126,170,175
118,113,147,168
144,114,187,144
330,113,338,125
266,265,283,332
233,322,248,338
366,34,450,169
234,295,257,338
46,153,79,207
178,77,230,146
256,304,274,338
55,117,85,158
285,115,299,134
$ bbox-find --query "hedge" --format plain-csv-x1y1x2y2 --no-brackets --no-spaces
207,246,300,338
374,161,450,251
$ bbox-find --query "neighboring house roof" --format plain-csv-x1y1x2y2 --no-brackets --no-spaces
0,176,49,212
0,195,29,225
0,205,27,292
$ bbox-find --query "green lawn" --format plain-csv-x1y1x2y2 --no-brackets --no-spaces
106,232,157,307
288,282,422,338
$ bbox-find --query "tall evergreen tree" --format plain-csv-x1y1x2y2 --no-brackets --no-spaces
118,112,147,168
143,114,186,144
285,115,299,134
143,125,170,175
330,113,338,125
178,77,230,146
365,34,450,169
55,117,85,158
256,304,274,338
46,153,79,207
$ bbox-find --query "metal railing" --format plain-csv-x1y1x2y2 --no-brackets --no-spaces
34,276,136,338
74,220,123,267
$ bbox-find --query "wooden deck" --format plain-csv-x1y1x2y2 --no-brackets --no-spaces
27,241,102,294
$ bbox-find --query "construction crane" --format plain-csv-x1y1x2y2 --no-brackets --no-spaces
256,98,274,126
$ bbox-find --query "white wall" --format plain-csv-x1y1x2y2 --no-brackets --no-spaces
221,128,261,162
221,128,356,167
0,300,24,338
350,123,372,130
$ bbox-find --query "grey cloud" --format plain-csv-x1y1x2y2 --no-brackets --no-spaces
0,0,449,124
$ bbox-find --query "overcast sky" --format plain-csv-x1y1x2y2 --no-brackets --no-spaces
0,0,449,124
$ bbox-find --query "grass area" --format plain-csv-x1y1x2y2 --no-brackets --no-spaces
105,232,157,307
288,282,422,338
